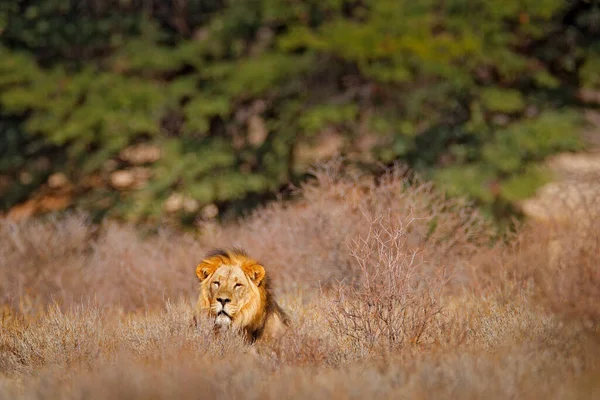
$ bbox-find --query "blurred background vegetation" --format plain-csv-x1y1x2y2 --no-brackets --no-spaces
0,0,599,226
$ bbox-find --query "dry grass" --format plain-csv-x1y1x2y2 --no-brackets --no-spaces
0,215,202,312
531,217,600,325
1,164,600,399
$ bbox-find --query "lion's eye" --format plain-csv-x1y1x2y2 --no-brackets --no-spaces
213,281,220,287
234,283,243,289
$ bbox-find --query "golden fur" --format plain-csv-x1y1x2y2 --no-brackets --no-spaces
195,248,290,342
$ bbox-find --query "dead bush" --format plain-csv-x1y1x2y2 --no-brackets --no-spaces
115,300,247,360
0,216,204,313
468,188,600,329
0,303,110,376
83,222,201,310
0,214,92,311
0,300,249,379
212,162,493,292
326,213,446,354
7,338,599,400
529,216,600,327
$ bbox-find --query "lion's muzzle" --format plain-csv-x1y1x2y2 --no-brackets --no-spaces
215,310,232,328
213,299,233,329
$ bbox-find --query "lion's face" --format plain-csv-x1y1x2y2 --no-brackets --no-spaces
205,265,256,328
196,251,266,330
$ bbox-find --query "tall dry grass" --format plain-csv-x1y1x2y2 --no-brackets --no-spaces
1,164,599,399
0,215,202,312
1,298,598,400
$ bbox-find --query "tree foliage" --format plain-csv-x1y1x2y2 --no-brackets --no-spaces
0,0,598,223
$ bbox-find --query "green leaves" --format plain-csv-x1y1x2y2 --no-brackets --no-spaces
214,53,312,97
0,0,594,224
482,111,583,174
580,51,600,89
183,96,231,136
435,111,582,209
480,88,526,114
299,104,359,135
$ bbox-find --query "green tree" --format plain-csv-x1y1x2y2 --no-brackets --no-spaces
0,0,597,224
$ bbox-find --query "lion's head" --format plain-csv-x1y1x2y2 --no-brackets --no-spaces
195,249,289,342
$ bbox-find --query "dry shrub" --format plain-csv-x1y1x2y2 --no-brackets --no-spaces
326,213,446,354
467,185,600,330
0,214,92,311
471,188,600,328
212,162,493,292
0,300,248,379
0,216,204,313
392,346,600,400
1,283,599,400
115,300,247,360
526,214,600,326
6,335,600,400
31,355,269,400
260,298,343,367
83,223,201,309
0,303,110,376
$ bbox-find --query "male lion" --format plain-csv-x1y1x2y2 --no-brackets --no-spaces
195,248,290,343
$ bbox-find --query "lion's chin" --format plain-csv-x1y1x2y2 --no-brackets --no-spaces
215,312,232,329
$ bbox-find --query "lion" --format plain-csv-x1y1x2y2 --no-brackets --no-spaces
195,248,290,343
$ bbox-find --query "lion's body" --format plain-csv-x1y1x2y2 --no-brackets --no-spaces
196,249,290,342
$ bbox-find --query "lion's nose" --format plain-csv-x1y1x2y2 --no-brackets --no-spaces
216,297,231,305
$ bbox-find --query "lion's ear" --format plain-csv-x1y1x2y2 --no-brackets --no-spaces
244,263,266,286
196,258,221,282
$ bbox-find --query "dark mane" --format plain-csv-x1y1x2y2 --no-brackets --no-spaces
204,247,248,259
